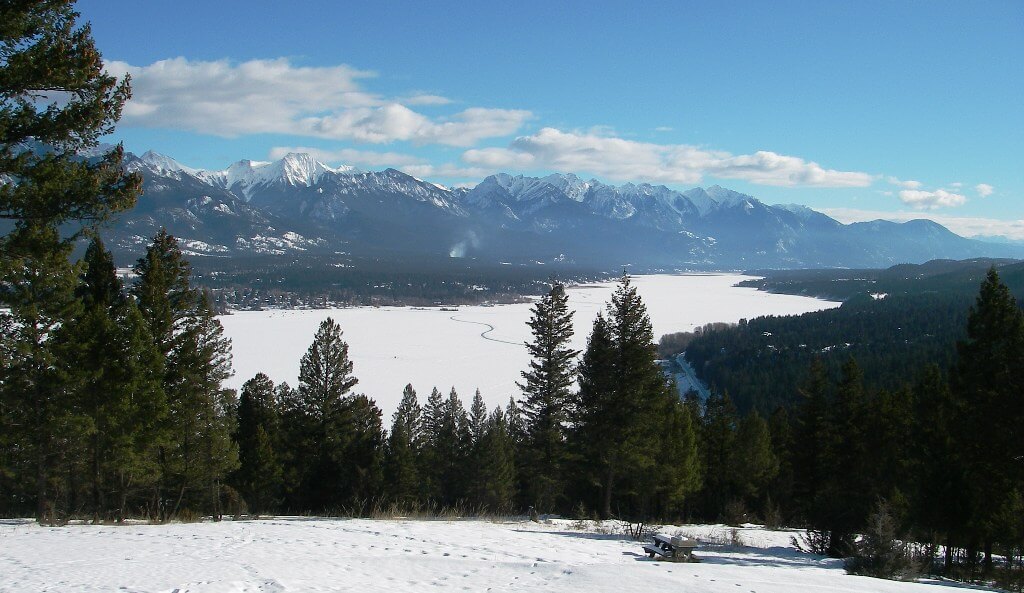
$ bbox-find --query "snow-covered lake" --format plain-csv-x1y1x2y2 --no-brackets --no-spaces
220,274,839,419
0,518,977,593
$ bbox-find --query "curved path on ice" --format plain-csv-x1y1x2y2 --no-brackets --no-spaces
449,315,523,346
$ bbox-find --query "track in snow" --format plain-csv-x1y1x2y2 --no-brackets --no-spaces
449,315,524,346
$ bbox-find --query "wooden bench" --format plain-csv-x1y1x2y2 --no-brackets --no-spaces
643,534,699,562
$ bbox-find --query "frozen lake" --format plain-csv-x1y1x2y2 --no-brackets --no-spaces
220,274,839,419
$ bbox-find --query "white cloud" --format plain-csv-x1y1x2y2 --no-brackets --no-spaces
404,94,453,106
976,183,995,197
462,128,874,188
304,104,531,147
654,126,674,132
886,176,922,189
821,207,1024,241
898,188,967,209
107,58,529,146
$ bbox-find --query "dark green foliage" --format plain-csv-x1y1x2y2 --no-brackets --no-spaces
284,317,361,511
0,0,140,230
134,233,237,520
420,387,471,507
954,267,1024,566
517,281,577,511
469,408,517,512
0,224,84,522
383,384,422,505
234,373,282,515
570,274,699,519
69,237,166,521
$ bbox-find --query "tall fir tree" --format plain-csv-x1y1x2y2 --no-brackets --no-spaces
0,225,84,522
470,408,517,512
234,373,282,516
70,236,166,521
288,317,360,510
517,281,578,512
571,274,697,519
1,3,141,522
383,384,422,506
0,0,140,231
954,267,1024,567
133,231,237,519
698,391,739,519
570,311,617,516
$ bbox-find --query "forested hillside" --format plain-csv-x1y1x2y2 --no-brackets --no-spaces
673,259,1024,413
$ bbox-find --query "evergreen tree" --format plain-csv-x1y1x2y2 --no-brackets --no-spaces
791,358,831,529
732,411,779,514
289,317,359,510
70,237,166,521
909,365,968,570
383,384,422,506
132,231,238,519
1,3,141,522
422,387,471,507
234,373,282,516
419,387,447,503
571,274,696,519
470,408,517,512
954,267,1024,567
570,312,617,516
0,0,140,231
517,281,578,512
468,389,488,445
175,293,237,520
0,225,84,522
341,394,384,506
699,390,739,519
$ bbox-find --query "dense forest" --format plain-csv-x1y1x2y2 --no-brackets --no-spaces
670,260,1024,414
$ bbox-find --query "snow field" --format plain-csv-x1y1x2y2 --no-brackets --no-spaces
0,518,983,593
219,274,840,419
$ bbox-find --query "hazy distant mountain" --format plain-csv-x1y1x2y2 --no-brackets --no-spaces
106,150,1023,269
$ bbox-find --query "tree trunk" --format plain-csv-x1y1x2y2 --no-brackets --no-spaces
602,467,615,518
91,432,101,523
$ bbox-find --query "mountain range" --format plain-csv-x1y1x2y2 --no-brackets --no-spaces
105,150,1022,270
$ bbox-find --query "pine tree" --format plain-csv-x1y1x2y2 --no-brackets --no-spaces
419,387,447,503
570,312,617,516
699,390,739,519
517,281,578,511
732,411,779,513
176,292,237,520
340,394,384,506
570,274,694,519
0,0,140,230
290,317,360,510
470,408,517,513
909,365,968,570
132,232,238,519
421,387,471,507
383,384,422,506
791,358,831,530
70,237,166,521
468,389,488,445
0,225,84,523
234,373,282,516
954,267,1024,567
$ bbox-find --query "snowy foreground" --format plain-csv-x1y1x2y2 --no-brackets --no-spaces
220,274,839,418
0,518,985,593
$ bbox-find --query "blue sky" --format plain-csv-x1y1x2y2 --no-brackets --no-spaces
78,0,1023,238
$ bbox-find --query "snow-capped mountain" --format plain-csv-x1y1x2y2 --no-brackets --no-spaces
106,150,1023,268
